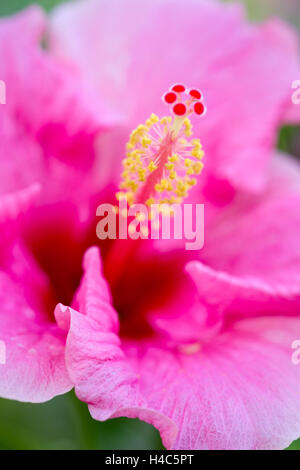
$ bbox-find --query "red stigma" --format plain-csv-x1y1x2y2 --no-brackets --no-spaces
173,103,187,116
189,89,202,100
172,84,186,93
163,91,177,104
194,102,206,116
162,84,207,119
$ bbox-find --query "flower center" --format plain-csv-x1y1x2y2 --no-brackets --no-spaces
105,85,207,288
116,84,206,209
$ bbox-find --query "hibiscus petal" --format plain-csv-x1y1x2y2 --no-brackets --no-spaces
50,0,300,192
0,257,72,402
123,316,300,449
0,6,116,202
0,185,72,402
186,260,300,322
0,183,41,246
0,183,41,222
180,153,300,331
200,154,300,288
64,248,300,449
64,247,177,449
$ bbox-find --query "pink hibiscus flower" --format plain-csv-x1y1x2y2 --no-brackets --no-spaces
1,0,300,450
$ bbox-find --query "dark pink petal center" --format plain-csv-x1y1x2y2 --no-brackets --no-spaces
21,201,186,337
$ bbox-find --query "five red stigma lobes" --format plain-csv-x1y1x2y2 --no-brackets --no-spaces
116,84,206,211
164,84,206,117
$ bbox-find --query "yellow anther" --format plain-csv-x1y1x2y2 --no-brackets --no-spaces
175,180,188,197
191,149,205,159
146,119,153,128
122,159,131,168
165,163,174,170
160,179,171,190
160,117,169,125
128,162,136,171
169,170,177,180
129,130,137,139
150,113,159,123
142,137,152,148
137,124,147,133
176,189,187,197
146,197,155,206
138,168,146,182
186,167,195,175
169,196,180,204
184,118,193,137
129,131,140,146
125,181,139,192
193,162,204,174
177,180,187,190
127,192,134,205
148,161,157,172
130,150,140,160
184,118,192,129
146,113,159,127
169,154,179,163
184,158,192,167
155,183,163,192
186,178,197,186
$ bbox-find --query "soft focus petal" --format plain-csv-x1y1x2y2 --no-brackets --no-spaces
64,247,177,449
50,0,300,192
147,265,221,344
200,154,300,291
186,261,300,323
124,316,300,450
0,186,72,402
0,247,72,402
64,249,300,449
0,283,71,402
0,6,115,203
0,183,41,248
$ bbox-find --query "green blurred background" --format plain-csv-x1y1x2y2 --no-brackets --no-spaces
0,0,299,450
